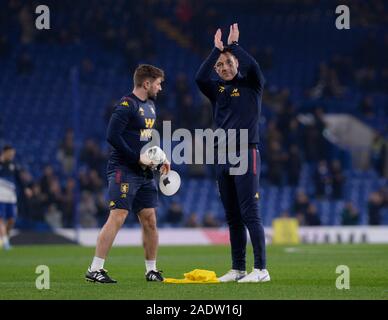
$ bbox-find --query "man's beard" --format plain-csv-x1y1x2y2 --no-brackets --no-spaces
148,91,157,101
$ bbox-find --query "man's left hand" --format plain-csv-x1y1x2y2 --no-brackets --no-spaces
227,23,239,45
160,159,171,176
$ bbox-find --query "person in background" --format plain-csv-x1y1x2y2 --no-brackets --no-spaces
341,202,359,226
0,145,32,250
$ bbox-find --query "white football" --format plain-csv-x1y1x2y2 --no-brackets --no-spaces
146,146,167,166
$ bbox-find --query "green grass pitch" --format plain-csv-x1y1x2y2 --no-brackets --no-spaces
0,244,387,300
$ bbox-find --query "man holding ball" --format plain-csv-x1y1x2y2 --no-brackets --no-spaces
86,64,170,283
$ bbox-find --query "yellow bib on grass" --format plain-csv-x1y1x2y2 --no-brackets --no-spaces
164,269,220,284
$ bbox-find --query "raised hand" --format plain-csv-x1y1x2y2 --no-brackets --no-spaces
214,28,224,51
227,23,239,45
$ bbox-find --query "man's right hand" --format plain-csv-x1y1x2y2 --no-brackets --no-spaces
139,152,154,169
139,146,167,170
214,28,224,51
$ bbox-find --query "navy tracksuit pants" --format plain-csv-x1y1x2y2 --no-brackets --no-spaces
216,146,266,270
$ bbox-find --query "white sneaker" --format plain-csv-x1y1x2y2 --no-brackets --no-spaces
237,268,270,283
218,269,247,282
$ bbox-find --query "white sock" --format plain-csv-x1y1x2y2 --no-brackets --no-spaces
90,256,105,271
145,260,157,272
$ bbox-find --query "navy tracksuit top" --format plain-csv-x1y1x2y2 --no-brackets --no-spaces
195,43,265,148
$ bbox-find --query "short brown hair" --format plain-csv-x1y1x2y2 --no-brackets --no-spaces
2,144,14,152
133,64,164,87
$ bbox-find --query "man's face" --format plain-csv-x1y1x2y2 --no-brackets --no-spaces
2,149,15,162
145,77,163,100
215,52,239,81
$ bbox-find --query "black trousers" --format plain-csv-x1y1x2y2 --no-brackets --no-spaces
215,147,267,270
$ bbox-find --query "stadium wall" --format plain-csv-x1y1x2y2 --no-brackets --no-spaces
24,227,388,246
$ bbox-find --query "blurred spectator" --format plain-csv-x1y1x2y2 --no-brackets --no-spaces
309,62,344,99
303,123,321,162
296,212,305,226
267,141,286,186
265,120,283,146
202,212,221,227
185,212,200,228
80,139,106,175
79,191,98,228
88,169,104,193
285,118,301,149
341,202,360,226
165,201,184,226
293,190,310,216
331,160,345,199
368,192,384,225
18,168,34,189
277,104,296,138
313,107,328,161
39,165,56,196
27,183,47,222
16,168,34,218
47,177,63,208
61,178,76,227
264,88,291,114
79,168,104,194
314,160,331,198
304,204,321,226
57,129,75,175
45,204,63,228
79,168,91,192
286,144,302,186
302,108,328,162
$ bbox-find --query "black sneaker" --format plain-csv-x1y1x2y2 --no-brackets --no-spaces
85,268,117,283
145,270,164,282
